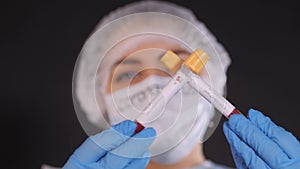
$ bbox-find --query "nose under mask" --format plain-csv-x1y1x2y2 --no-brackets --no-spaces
103,75,212,164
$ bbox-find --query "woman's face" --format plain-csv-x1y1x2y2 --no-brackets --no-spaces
105,36,190,93
99,36,213,159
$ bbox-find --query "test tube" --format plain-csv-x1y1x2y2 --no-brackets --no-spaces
159,49,242,119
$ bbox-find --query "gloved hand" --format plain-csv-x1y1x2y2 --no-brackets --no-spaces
62,120,156,169
223,109,300,169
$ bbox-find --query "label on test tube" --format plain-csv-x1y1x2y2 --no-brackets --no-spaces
189,75,235,117
136,70,188,124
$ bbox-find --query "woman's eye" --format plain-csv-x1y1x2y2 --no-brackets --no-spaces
116,71,137,82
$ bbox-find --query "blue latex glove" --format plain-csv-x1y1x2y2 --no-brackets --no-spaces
63,120,156,169
223,109,300,169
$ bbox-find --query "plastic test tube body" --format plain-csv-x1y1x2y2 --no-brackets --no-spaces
188,72,240,118
136,68,188,123
134,67,189,133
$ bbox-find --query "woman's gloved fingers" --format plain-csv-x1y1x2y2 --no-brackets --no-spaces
110,120,138,137
73,120,137,163
227,114,289,168
223,122,271,169
99,127,156,169
248,109,300,158
230,146,248,169
224,123,248,169
110,127,156,157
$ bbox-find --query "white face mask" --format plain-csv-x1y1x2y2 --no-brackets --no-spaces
103,75,212,164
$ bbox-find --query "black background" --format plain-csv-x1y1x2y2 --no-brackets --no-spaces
2,0,300,168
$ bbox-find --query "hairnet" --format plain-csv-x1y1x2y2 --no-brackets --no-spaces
73,0,231,133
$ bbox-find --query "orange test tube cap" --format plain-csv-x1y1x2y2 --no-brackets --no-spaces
184,48,209,74
160,50,182,72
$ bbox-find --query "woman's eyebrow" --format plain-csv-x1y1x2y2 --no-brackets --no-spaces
113,58,141,67
172,49,189,55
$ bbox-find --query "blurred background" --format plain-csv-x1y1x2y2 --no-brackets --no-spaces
2,0,299,168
